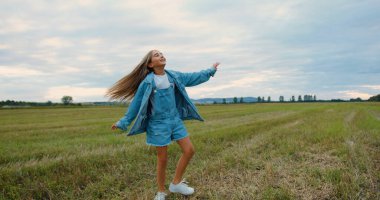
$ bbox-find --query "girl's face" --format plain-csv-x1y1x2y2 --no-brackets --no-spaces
148,50,166,69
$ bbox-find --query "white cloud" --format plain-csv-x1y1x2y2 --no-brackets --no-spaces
0,18,35,33
338,90,373,99
58,66,82,74
39,37,73,48
77,0,97,7
254,1,299,21
76,55,95,61
0,66,47,77
44,86,107,102
0,44,10,49
361,85,380,90
82,38,103,46
29,51,59,64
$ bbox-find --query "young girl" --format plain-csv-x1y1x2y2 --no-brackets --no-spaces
106,50,219,200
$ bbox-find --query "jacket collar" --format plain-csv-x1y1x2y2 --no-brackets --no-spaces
143,69,177,84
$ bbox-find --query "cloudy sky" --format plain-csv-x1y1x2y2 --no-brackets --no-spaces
1,0,379,102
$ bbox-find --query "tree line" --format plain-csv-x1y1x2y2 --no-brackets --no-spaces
0,96,80,107
1,94,380,107
0,95,129,107
213,94,380,104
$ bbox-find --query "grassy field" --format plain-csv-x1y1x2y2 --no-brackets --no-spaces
0,103,379,199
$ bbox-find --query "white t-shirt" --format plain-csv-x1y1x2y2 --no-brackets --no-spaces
153,73,170,89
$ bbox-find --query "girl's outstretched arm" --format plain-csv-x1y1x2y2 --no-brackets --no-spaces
176,62,220,87
113,82,147,131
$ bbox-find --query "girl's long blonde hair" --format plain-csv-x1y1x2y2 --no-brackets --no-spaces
105,50,154,101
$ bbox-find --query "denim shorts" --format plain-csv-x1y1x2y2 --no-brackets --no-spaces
146,116,188,146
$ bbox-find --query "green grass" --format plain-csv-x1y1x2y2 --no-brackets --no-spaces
0,103,379,199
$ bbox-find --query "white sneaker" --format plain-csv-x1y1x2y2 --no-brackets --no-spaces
154,192,167,200
169,179,194,195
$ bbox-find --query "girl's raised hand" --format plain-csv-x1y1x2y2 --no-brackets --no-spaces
213,62,220,70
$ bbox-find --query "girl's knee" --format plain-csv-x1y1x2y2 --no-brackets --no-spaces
156,146,168,163
158,156,168,163
184,146,195,157
157,153,168,163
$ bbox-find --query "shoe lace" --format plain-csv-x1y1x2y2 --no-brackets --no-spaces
180,178,189,186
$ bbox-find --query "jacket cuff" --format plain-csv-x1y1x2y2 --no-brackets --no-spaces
208,66,217,77
116,120,127,131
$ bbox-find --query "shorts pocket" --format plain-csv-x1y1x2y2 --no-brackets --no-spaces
148,122,169,136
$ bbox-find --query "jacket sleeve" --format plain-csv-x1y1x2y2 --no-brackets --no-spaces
176,67,217,87
115,82,147,131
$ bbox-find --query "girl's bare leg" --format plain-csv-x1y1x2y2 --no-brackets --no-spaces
156,146,168,192
172,137,195,184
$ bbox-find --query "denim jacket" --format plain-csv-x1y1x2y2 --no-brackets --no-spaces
116,67,217,136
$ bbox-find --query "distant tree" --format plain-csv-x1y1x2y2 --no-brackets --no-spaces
304,95,308,101
233,97,238,103
257,96,261,102
349,97,362,102
262,96,265,102
303,95,313,102
331,99,345,102
291,96,295,102
240,97,244,103
222,98,226,104
61,96,73,105
279,96,284,102
313,95,317,101
213,101,217,104
46,100,52,106
268,96,271,102
6,100,15,105
298,95,302,102
368,94,380,101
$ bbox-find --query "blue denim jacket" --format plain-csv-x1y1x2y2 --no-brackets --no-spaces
116,67,217,136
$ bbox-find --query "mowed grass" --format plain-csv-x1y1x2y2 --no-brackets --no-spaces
0,103,379,199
